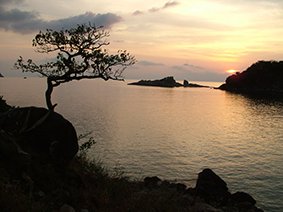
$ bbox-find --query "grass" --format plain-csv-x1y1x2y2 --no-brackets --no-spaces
0,148,199,211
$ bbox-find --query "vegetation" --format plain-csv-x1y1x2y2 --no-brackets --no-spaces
15,23,136,111
0,96,11,113
219,60,283,98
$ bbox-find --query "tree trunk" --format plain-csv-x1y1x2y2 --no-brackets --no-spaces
45,78,55,111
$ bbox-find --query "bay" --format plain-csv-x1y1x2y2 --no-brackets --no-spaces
1,78,282,211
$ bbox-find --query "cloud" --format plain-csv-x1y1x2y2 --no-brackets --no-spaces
47,12,122,31
0,2,122,34
0,0,24,5
149,7,160,13
138,60,164,66
149,1,179,13
163,1,179,9
132,10,144,16
133,1,179,15
183,63,205,70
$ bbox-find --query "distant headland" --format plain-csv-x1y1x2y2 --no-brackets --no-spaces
218,61,283,98
128,76,208,88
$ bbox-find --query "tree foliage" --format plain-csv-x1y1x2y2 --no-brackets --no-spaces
15,23,136,110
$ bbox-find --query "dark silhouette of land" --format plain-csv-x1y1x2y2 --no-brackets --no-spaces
219,61,283,98
128,76,209,88
0,73,3,77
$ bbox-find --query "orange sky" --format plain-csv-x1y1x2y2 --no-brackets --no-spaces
1,0,283,81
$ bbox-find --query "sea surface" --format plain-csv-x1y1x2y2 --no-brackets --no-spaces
1,78,283,211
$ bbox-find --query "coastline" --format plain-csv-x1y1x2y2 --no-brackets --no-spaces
0,99,263,211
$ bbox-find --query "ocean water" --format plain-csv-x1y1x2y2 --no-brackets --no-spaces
1,78,282,211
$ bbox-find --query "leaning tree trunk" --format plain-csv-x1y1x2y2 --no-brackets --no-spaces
45,78,56,111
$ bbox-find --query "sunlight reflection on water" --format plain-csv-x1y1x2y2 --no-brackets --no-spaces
1,78,282,211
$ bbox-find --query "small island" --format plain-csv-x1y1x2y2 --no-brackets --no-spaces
128,76,208,88
218,61,283,98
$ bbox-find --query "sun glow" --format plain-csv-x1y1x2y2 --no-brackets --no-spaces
226,69,238,74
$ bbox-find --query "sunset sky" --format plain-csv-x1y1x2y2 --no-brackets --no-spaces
1,0,283,81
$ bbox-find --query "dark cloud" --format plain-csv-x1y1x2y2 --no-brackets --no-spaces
0,0,24,5
0,2,122,34
47,12,122,31
138,60,164,66
0,7,42,33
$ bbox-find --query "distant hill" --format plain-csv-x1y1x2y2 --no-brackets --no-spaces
218,61,283,97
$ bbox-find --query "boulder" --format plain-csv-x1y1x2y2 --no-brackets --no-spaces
183,80,189,87
0,107,78,166
230,191,256,205
144,176,162,188
195,168,230,206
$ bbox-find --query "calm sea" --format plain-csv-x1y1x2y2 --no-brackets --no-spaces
1,78,282,211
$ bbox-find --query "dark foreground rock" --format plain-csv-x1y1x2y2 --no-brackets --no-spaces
195,168,230,206
0,73,3,77
129,76,208,88
0,106,78,167
143,168,263,211
218,61,283,98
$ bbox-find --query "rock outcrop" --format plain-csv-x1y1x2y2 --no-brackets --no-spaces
0,73,3,77
195,168,230,206
129,76,183,87
143,168,263,211
218,61,283,98
183,80,190,87
128,76,208,88
0,107,78,167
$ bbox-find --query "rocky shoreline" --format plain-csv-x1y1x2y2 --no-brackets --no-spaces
0,99,263,211
142,168,263,212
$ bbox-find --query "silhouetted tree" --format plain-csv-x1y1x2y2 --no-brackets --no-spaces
15,24,136,111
